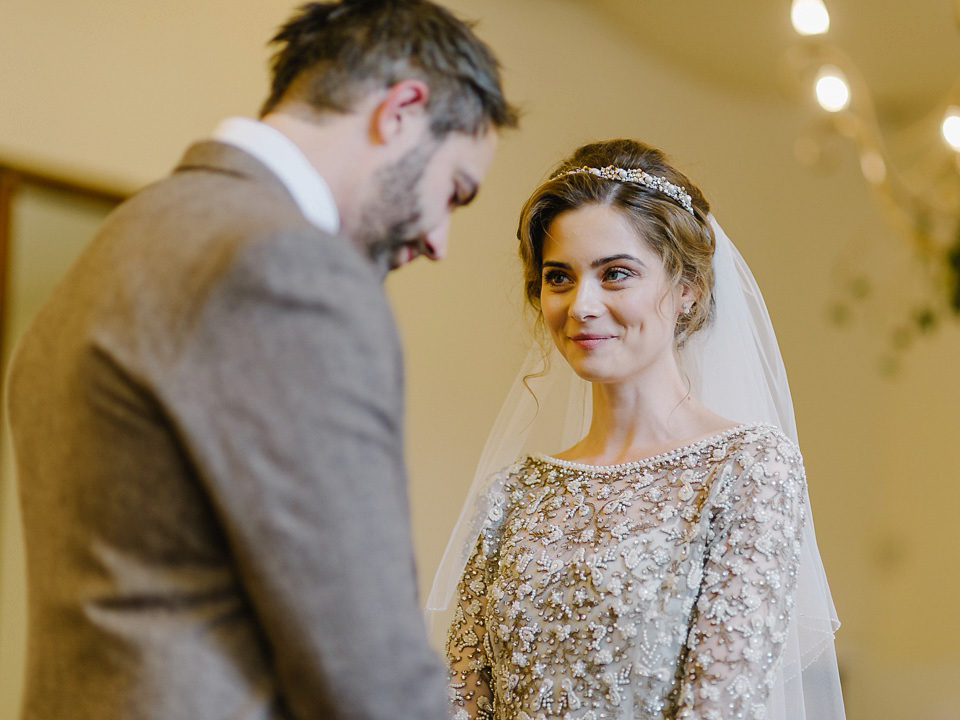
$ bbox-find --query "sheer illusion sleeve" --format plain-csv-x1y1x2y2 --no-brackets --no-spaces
446,533,497,720
673,431,807,720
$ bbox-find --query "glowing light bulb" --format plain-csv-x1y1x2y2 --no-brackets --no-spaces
942,107,960,151
815,66,850,112
791,0,830,35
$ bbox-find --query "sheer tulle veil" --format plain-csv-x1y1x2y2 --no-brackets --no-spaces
426,216,845,720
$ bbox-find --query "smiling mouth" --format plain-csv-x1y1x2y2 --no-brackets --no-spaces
569,334,615,349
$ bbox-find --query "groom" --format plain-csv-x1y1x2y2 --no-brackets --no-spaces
6,2,516,719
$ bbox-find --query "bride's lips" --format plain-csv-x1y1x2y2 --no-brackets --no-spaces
569,333,615,350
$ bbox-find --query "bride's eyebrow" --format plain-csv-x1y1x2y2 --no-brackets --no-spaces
592,254,645,269
542,254,646,271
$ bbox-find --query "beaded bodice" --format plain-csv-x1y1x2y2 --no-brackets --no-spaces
446,423,806,720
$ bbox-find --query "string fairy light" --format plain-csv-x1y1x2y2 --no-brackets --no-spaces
814,66,850,113
787,0,960,365
791,0,830,36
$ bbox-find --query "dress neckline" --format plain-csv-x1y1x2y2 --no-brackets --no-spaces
532,422,765,473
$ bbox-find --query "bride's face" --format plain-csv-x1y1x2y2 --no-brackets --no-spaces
540,204,692,384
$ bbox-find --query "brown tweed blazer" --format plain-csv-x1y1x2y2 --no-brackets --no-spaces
6,142,448,720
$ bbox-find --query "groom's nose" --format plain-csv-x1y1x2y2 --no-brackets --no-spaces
422,216,451,261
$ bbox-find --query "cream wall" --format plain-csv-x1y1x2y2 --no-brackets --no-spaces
1,1,958,718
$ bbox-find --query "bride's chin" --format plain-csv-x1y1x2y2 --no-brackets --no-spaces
564,360,609,384
556,346,617,383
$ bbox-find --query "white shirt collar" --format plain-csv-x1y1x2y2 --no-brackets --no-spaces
212,117,340,235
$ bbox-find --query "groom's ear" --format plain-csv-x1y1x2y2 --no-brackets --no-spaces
370,79,431,151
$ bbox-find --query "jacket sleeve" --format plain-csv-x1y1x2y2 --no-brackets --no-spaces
168,230,449,720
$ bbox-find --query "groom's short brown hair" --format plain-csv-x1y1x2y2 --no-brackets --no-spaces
260,0,518,136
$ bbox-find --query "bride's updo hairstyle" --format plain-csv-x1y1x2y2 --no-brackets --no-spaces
518,139,716,343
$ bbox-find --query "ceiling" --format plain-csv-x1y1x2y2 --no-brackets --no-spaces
587,0,960,126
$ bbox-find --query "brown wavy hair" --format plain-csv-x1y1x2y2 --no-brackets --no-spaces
261,0,519,136
517,139,715,344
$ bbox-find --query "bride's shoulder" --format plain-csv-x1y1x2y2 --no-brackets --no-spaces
486,455,564,498
499,455,549,482
734,422,801,455
723,423,806,495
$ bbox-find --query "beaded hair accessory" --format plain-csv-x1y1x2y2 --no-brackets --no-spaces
553,165,694,216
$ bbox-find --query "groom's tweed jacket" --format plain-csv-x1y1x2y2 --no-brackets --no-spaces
6,142,448,720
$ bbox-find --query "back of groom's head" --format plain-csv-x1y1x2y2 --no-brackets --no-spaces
260,0,518,137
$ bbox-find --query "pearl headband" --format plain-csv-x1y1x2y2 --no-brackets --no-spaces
553,165,694,216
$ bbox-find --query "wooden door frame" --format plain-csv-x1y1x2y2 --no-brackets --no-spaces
0,162,127,457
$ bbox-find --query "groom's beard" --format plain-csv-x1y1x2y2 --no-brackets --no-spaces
356,141,436,272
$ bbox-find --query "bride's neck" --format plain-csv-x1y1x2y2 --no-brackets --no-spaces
559,362,729,465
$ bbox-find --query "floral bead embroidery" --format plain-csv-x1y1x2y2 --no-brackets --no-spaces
446,424,806,720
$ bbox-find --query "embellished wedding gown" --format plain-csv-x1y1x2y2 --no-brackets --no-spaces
446,423,806,720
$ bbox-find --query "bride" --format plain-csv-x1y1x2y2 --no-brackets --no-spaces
430,139,844,720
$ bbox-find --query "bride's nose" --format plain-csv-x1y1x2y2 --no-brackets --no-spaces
569,281,602,321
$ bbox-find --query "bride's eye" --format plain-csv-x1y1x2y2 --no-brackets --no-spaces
543,269,571,286
603,267,633,283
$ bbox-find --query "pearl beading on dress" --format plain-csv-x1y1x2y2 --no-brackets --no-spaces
446,423,807,720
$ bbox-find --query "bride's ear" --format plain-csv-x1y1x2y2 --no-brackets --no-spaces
678,282,698,312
